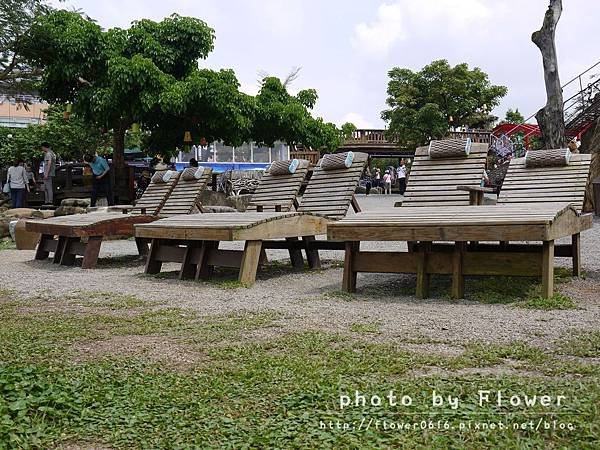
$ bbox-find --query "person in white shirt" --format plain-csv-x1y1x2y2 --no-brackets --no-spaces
383,170,392,194
7,159,30,208
396,159,407,195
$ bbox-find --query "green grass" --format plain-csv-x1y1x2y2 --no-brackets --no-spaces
0,293,598,448
0,238,16,250
323,290,355,301
557,331,600,358
72,291,151,309
518,293,577,310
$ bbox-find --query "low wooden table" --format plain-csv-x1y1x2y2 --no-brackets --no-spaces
327,204,593,299
26,213,156,268
135,212,329,285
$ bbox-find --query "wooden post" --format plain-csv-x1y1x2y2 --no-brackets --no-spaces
145,239,163,274
302,236,321,269
532,0,567,149
572,233,581,277
239,240,263,285
451,241,466,299
286,237,305,269
135,237,149,256
416,242,431,299
35,234,52,260
342,241,358,292
53,236,67,264
59,237,79,266
81,236,103,269
179,241,201,280
541,240,555,298
351,196,361,213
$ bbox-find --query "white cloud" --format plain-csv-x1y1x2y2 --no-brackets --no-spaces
351,2,406,58
352,0,492,58
339,112,375,129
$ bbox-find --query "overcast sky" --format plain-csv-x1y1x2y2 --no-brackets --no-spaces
51,0,598,129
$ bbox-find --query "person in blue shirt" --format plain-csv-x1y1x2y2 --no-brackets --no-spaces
84,153,114,206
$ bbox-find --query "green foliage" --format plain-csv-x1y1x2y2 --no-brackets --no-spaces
0,0,56,95
340,122,357,140
252,77,342,151
0,105,110,167
382,59,507,149
503,108,525,124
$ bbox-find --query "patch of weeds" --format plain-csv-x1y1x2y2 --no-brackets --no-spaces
518,293,576,310
208,279,249,289
557,331,600,358
322,290,355,301
73,291,151,309
349,322,381,334
448,341,548,370
466,276,538,304
0,238,15,250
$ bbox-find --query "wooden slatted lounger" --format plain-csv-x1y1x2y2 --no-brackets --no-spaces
134,152,369,284
26,168,212,268
399,140,489,207
328,204,593,299
459,152,593,275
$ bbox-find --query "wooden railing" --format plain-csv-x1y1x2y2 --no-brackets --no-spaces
290,150,320,165
344,128,492,146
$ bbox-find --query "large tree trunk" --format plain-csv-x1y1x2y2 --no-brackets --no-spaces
112,120,129,169
582,117,600,213
532,0,566,149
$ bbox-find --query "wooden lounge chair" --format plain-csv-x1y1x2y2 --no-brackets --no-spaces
460,152,593,275
134,152,369,284
398,139,489,207
328,203,593,299
26,168,211,268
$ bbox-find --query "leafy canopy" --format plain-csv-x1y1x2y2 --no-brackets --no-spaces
0,0,56,96
382,59,507,149
503,108,526,124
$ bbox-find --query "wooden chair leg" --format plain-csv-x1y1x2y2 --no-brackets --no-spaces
195,241,217,280
239,240,263,285
179,241,201,280
135,237,150,256
145,239,163,274
53,236,67,264
303,236,321,269
541,240,555,298
286,237,305,269
342,241,359,292
35,234,52,260
60,237,79,266
572,233,581,277
81,236,103,269
451,242,466,299
259,248,268,266
416,242,431,299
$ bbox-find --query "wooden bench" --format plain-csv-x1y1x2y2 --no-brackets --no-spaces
26,168,212,268
328,204,593,299
135,153,369,284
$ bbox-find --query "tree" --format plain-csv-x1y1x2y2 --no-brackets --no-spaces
0,105,111,167
251,77,341,151
0,0,56,97
503,108,525,124
23,11,217,168
532,0,566,149
382,59,507,149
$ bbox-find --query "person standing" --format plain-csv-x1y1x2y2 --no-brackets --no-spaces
363,165,372,196
84,153,114,207
374,168,381,188
396,159,407,195
383,170,392,195
7,160,30,208
41,142,56,205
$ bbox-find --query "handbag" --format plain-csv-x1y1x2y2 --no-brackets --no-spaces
3,173,11,193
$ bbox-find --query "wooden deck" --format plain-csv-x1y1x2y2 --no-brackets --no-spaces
328,204,593,299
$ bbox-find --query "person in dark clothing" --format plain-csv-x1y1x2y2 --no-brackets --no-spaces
84,153,114,207
189,158,198,167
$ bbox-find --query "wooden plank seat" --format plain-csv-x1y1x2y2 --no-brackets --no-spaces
135,212,329,284
398,141,489,207
461,153,593,273
328,204,593,299
26,168,212,269
134,153,369,284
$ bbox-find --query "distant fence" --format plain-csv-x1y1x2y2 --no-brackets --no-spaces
290,150,320,165
344,129,492,146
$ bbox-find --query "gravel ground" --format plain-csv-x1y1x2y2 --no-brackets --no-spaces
1,193,599,349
